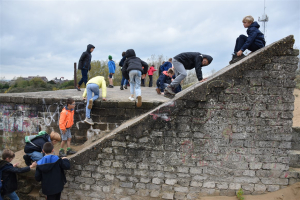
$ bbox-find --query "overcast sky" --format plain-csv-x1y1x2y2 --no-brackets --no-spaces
0,0,299,80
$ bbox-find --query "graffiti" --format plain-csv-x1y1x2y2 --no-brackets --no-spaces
150,101,176,121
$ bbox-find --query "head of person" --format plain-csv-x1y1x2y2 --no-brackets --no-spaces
168,58,172,63
167,68,175,77
50,131,61,145
108,55,112,60
43,142,54,154
87,44,95,53
162,61,165,65
122,52,126,57
242,15,254,28
125,49,136,58
2,149,15,162
201,54,213,66
67,98,75,109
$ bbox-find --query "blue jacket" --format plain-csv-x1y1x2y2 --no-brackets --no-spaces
241,21,265,52
108,60,116,73
35,155,70,195
159,62,172,74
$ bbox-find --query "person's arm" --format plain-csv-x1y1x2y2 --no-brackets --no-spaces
141,60,149,74
6,166,30,173
194,55,203,81
61,158,71,170
35,167,42,182
79,52,87,69
101,78,107,100
59,111,66,132
82,88,87,98
240,28,258,53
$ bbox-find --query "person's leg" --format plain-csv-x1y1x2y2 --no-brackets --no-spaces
90,83,99,101
47,193,61,200
66,129,76,154
248,42,261,52
27,152,43,161
169,59,186,89
149,75,153,87
234,35,248,53
120,76,125,90
129,71,136,98
135,71,142,107
85,84,93,119
6,191,19,200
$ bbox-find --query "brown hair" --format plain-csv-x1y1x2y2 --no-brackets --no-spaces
122,52,126,56
50,131,61,142
43,142,54,154
2,149,15,160
66,98,74,106
167,68,174,74
168,58,172,62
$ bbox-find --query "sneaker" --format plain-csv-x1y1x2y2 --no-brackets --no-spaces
120,85,124,90
108,85,114,88
84,117,94,125
75,86,81,91
229,53,246,64
128,96,135,101
124,85,127,89
165,85,176,95
67,148,77,155
164,92,175,99
59,149,67,157
137,96,142,107
88,99,93,109
23,155,32,166
156,88,161,94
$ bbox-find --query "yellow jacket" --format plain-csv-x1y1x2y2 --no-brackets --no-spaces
82,76,107,98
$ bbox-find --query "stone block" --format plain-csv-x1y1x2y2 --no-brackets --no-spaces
267,185,280,192
254,184,266,192
175,192,187,199
229,183,241,190
150,190,160,197
203,182,215,188
120,182,133,188
162,192,174,199
152,178,163,184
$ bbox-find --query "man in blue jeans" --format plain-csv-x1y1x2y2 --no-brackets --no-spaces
76,44,95,91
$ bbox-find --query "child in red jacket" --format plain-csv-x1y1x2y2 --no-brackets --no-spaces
147,65,157,87
59,98,76,157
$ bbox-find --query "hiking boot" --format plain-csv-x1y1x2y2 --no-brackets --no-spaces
137,96,142,107
87,99,93,109
156,88,161,94
84,117,94,125
67,148,77,155
120,85,124,90
75,86,81,91
128,96,135,101
59,149,67,157
23,155,32,166
108,85,114,88
164,92,175,99
229,53,246,64
165,85,176,95
124,85,127,89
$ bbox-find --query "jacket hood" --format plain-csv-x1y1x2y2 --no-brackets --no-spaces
202,54,213,65
125,49,136,58
0,160,9,168
86,44,95,53
64,106,74,112
37,155,59,172
250,21,260,29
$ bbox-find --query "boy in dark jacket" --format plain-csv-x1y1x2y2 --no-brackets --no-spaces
76,44,95,91
159,58,172,75
23,131,61,166
35,142,70,200
122,49,149,107
156,68,175,94
164,52,213,98
229,15,265,64
119,51,128,90
0,149,37,200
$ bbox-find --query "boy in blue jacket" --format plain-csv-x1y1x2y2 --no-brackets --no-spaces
156,68,175,94
35,142,70,200
108,55,116,88
0,149,37,200
229,15,265,64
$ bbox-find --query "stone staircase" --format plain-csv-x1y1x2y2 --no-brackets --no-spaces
288,127,300,184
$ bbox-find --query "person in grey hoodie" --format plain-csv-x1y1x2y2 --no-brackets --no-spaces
164,52,213,98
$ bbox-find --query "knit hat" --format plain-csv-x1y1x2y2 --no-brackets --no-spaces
108,55,112,60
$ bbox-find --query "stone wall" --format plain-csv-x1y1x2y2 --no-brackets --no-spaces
0,97,161,153
60,35,299,199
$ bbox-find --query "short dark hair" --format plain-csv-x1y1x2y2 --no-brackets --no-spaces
66,98,74,106
2,149,15,160
43,142,54,154
122,52,126,56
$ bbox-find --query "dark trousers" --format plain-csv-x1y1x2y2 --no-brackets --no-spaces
78,69,88,87
47,192,61,200
234,35,260,53
141,78,145,86
121,75,128,85
148,75,153,87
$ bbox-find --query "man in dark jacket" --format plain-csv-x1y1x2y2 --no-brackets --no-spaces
122,49,149,107
164,52,213,98
229,15,265,64
76,44,95,91
0,149,36,200
119,51,128,90
35,142,70,200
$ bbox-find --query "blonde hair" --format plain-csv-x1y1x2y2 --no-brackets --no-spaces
2,149,15,160
50,131,61,142
167,68,174,75
243,15,254,23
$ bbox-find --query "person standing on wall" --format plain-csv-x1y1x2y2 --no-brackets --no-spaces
76,44,95,91
108,55,116,88
147,65,157,87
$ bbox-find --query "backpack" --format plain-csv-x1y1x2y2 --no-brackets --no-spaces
24,131,48,148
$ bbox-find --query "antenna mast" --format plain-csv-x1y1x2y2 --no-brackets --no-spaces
258,0,269,42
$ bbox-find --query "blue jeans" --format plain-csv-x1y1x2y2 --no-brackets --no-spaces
129,70,141,97
234,35,260,53
78,69,88,86
27,151,43,161
6,191,19,200
121,75,128,86
86,83,99,118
